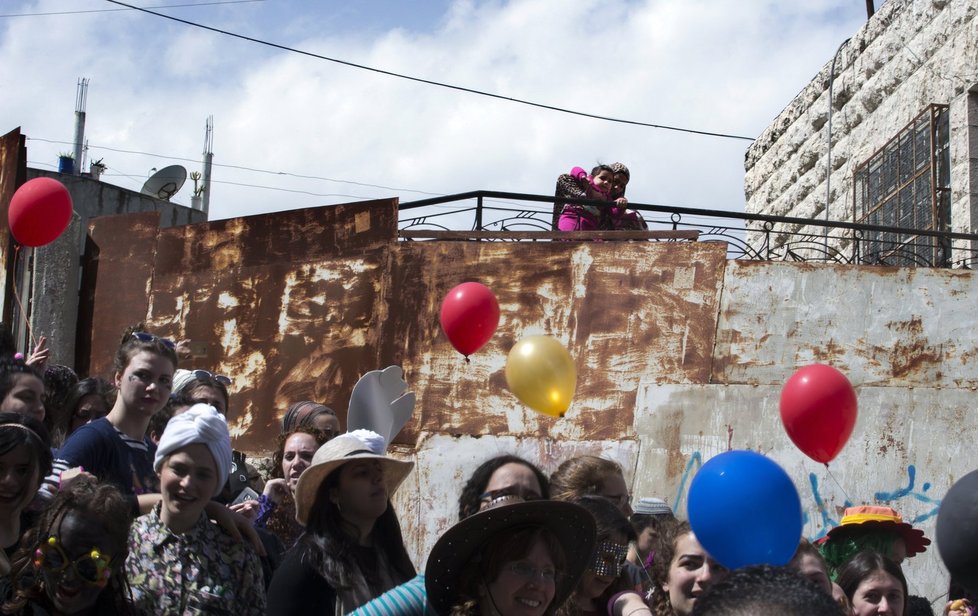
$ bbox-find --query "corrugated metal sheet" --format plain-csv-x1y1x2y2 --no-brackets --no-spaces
79,196,978,599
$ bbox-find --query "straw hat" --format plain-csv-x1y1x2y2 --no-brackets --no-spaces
425,500,597,616
817,505,930,557
293,431,413,526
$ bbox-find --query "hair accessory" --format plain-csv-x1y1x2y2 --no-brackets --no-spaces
816,505,930,556
281,401,336,434
0,421,44,443
130,331,176,350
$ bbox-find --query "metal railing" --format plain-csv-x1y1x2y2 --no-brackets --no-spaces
398,191,978,268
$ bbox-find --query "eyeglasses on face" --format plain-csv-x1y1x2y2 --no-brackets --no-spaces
478,486,543,506
505,561,559,583
190,369,232,386
34,536,113,587
130,332,176,350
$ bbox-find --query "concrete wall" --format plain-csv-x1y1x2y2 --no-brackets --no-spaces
22,168,205,367
82,198,978,601
744,0,978,248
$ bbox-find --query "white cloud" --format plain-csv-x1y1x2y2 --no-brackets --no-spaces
0,0,868,223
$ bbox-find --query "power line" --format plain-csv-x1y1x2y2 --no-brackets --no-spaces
104,0,756,142
0,0,264,18
26,136,442,196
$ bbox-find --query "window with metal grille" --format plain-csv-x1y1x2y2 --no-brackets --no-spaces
853,104,950,266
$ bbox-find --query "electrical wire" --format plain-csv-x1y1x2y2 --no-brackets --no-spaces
0,0,264,18
26,136,442,196
103,0,756,142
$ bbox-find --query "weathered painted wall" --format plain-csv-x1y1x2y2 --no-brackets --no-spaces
84,199,977,601
744,0,978,243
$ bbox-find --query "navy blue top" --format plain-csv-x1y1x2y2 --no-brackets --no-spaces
56,417,159,498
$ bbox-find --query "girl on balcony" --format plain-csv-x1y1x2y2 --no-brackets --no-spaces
556,164,616,231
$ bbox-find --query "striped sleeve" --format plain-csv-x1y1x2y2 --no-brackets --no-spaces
346,574,427,616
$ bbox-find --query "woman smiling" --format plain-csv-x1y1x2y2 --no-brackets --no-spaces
126,404,265,615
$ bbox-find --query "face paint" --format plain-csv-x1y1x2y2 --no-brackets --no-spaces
588,539,629,577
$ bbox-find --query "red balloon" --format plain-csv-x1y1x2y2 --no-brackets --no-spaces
8,178,73,247
779,364,858,464
439,282,500,357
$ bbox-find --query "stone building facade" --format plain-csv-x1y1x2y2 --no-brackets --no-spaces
744,0,978,264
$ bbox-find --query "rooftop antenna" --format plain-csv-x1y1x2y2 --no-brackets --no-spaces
72,78,89,175
201,115,213,216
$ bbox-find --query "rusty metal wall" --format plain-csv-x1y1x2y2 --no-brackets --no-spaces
0,129,26,328
85,200,976,600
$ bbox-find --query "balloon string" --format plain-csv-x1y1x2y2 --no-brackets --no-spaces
824,464,852,503
9,244,37,352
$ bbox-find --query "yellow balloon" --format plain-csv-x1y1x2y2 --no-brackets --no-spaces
505,335,577,417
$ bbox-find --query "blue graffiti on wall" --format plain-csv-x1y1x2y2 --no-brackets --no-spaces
671,453,941,537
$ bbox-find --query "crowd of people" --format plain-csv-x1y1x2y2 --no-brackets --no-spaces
0,322,970,616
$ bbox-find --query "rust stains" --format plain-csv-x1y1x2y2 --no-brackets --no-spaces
885,316,943,379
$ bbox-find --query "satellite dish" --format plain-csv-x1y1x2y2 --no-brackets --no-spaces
141,165,187,200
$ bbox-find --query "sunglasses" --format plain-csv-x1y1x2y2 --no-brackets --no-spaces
34,536,113,587
130,332,176,350
190,369,232,386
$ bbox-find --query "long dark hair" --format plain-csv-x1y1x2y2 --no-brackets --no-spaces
51,377,115,446
458,454,550,520
837,550,908,616
299,464,415,595
3,477,133,615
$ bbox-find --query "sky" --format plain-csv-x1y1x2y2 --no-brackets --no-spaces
0,0,870,223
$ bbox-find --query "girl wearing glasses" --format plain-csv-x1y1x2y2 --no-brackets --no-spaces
3,476,131,615
49,326,177,509
425,499,596,616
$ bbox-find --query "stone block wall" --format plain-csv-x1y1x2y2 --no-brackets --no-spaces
745,0,978,250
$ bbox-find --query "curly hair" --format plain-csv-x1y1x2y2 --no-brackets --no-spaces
3,477,133,615
113,324,178,376
270,426,330,480
457,455,550,521
690,564,844,616
649,520,692,616
549,455,624,503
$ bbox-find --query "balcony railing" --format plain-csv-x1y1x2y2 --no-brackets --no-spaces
398,191,978,268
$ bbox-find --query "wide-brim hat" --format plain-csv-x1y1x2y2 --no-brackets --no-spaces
816,505,930,557
425,500,597,616
294,433,414,526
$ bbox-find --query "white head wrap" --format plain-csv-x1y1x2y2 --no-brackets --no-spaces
154,403,232,497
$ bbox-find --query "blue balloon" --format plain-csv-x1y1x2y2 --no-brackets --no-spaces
687,450,802,569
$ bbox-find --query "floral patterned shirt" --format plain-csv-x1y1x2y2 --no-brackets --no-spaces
126,505,266,616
